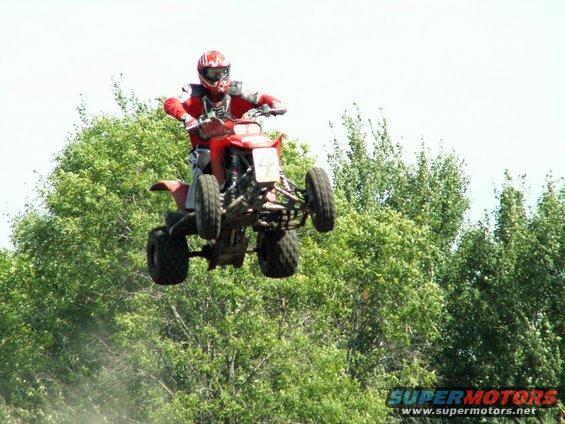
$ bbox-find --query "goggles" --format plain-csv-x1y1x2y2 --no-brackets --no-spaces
203,66,230,83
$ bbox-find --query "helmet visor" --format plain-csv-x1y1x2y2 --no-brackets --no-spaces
203,66,230,83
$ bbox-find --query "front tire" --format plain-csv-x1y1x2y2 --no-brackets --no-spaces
257,229,299,278
147,227,189,285
305,167,336,233
195,174,221,240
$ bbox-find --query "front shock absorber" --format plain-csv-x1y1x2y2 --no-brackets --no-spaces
228,152,240,202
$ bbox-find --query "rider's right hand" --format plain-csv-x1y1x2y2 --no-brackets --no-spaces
181,113,199,132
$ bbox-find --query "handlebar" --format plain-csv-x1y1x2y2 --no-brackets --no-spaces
189,106,286,138
241,105,287,119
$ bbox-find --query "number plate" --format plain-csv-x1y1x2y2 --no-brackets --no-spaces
252,148,280,183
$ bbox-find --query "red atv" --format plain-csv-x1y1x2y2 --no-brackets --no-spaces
147,106,336,284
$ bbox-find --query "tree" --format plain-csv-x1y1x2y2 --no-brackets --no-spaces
329,107,469,251
439,176,564,421
0,91,561,422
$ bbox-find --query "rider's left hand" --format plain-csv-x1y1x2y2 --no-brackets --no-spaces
270,102,287,116
270,106,287,116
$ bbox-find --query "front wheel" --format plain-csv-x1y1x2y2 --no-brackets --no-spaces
257,229,299,278
147,227,189,285
195,174,221,240
305,167,336,233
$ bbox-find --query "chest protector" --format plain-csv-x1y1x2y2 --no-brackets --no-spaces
185,82,244,120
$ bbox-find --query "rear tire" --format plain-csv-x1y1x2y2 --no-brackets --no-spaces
305,167,336,233
147,226,188,285
257,229,299,278
195,174,221,240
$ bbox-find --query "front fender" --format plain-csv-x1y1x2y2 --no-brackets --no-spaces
150,180,188,210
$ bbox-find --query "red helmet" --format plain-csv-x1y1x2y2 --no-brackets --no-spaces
197,50,231,97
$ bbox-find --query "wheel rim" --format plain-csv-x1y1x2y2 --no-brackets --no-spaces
258,233,268,262
195,186,202,230
149,243,158,269
306,183,317,219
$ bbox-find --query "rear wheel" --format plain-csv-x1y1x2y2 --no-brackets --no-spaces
305,167,336,233
147,227,188,285
195,174,221,240
257,229,299,278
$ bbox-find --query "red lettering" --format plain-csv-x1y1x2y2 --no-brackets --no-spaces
464,390,483,405
513,390,528,405
483,390,499,405
500,390,514,405
528,390,543,405
542,390,557,406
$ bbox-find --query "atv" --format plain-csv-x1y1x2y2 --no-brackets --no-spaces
146,106,336,284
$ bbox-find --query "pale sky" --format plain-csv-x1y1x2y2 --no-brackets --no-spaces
1,0,564,248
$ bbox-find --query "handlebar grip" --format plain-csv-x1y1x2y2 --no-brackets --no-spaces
270,108,287,116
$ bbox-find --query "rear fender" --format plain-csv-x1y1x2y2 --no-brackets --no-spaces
150,180,189,210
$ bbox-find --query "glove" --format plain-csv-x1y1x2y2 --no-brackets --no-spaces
270,102,287,116
181,113,199,132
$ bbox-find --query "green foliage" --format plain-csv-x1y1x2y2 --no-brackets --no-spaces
329,106,469,251
438,175,564,422
0,90,562,423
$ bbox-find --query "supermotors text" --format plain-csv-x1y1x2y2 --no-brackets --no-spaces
386,388,559,417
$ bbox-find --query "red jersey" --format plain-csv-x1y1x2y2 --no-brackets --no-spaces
164,81,281,148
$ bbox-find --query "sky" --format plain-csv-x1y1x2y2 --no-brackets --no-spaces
0,0,563,248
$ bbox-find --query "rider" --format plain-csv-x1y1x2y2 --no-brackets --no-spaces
164,50,286,209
